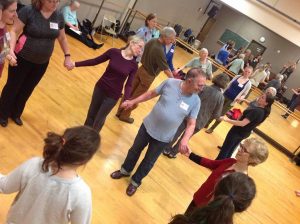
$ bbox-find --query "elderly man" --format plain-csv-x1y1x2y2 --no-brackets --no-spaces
111,68,206,196
117,26,176,124
62,0,103,49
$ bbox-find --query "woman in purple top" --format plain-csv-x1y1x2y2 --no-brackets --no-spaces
72,36,144,132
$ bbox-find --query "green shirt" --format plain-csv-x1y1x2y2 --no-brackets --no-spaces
141,38,169,76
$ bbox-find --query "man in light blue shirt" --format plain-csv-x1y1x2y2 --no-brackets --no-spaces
111,68,206,196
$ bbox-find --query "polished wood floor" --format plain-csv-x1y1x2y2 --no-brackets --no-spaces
0,36,300,223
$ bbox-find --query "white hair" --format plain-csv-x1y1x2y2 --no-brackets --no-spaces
160,27,176,38
199,48,208,54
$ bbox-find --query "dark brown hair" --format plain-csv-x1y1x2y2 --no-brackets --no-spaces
169,173,256,224
42,126,100,174
145,13,156,26
32,0,43,10
0,0,17,10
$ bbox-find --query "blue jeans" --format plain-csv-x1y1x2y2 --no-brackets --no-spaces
121,124,168,186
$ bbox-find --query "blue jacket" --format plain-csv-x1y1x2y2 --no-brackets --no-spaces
164,44,175,71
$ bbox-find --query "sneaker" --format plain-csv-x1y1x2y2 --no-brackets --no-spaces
126,183,138,196
119,117,134,124
110,170,130,179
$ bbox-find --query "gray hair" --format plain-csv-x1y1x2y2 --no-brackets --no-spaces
160,27,176,38
70,0,80,7
244,137,269,166
185,67,207,81
275,74,284,81
239,53,245,59
199,48,208,54
265,87,277,97
212,73,230,89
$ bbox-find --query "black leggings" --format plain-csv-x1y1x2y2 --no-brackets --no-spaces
0,56,49,119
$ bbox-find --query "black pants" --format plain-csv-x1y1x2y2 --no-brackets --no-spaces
65,25,97,49
216,128,249,160
0,56,49,119
84,85,117,132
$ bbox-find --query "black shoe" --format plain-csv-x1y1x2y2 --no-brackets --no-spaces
94,43,104,49
217,146,222,150
281,114,288,119
0,118,8,127
12,117,23,126
118,117,134,124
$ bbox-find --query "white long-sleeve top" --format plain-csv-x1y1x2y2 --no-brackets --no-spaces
0,157,92,224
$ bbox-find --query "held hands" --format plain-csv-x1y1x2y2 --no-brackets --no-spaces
120,100,135,110
178,139,189,156
219,116,229,122
7,50,17,66
64,57,75,71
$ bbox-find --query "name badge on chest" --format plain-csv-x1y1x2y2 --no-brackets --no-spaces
180,101,189,111
50,22,59,30
238,83,244,88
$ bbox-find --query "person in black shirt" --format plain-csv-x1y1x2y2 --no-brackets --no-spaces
216,92,274,160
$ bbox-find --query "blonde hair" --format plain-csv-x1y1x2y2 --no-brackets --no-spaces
128,35,144,45
244,138,269,166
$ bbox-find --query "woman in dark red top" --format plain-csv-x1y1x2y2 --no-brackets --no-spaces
183,137,268,215
72,36,144,132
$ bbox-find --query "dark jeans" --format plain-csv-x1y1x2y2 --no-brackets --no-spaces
0,56,49,119
165,120,200,155
216,128,249,160
84,85,117,132
121,124,169,186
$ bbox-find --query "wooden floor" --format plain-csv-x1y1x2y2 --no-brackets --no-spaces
0,36,300,224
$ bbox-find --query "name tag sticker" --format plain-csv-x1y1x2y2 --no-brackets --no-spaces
180,101,189,111
170,49,174,53
50,22,59,30
5,32,11,41
238,83,244,88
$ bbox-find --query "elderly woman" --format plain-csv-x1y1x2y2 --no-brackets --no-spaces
0,0,18,78
176,48,212,79
62,0,103,49
182,137,268,215
206,66,253,133
0,0,72,127
163,73,230,158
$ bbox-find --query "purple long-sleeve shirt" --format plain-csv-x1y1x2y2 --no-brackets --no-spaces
75,48,138,100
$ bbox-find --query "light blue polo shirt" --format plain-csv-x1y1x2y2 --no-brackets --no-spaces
143,79,200,143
